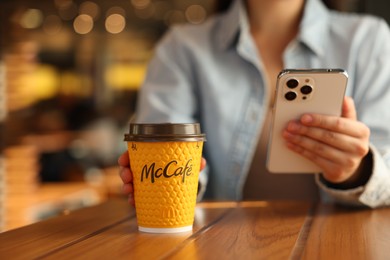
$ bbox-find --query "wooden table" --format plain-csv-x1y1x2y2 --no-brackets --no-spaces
0,199,389,259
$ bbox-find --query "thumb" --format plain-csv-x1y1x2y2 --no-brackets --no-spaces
342,96,357,120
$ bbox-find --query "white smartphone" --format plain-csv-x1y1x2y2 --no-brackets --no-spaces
266,69,348,173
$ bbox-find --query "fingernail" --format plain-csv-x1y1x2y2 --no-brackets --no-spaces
301,114,313,124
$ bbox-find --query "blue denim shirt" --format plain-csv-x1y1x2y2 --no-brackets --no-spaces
135,0,390,207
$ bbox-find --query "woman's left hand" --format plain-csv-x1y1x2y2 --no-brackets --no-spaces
283,96,370,183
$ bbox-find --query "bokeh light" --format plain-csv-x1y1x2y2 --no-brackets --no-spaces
20,9,43,29
105,14,126,34
185,5,206,24
73,14,94,34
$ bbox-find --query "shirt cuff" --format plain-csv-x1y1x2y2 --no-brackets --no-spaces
316,144,390,208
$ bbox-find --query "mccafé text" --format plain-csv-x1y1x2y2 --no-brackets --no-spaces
141,159,193,183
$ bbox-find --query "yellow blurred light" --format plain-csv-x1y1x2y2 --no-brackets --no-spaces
105,63,146,90
18,65,59,104
105,14,126,34
73,14,94,34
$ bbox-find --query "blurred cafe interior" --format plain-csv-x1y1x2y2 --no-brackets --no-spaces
0,0,388,232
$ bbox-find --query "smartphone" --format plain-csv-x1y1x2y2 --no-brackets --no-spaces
266,69,348,173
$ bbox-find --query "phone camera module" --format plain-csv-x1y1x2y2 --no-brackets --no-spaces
286,79,299,89
285,91,297,101
300,85,312,95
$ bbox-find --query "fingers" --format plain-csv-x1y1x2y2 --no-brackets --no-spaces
283,103,371,182
285,131,350,164
285,133,364,171
128,194,135,206
122,183,134,194
299,113,369,139
119,166,133,184
201,157,207,171
284,120,369,155
285,136,364,182
118,151,134,202
118,151,130,167
119,166,133,198
285,141,349,180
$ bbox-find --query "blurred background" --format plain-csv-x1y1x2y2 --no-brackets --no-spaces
0,0,388,232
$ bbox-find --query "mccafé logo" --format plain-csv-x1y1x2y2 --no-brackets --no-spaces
141,159,193,184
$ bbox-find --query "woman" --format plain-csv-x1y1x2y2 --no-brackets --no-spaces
119,0,390,207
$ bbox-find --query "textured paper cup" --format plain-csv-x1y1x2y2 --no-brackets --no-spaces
124,123,206,233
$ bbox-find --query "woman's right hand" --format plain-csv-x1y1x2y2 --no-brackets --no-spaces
118,151,135,206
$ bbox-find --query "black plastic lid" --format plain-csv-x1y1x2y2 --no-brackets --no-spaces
124,123,206,142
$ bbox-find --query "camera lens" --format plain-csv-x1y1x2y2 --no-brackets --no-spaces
285,91,297,101
286,79,299,89
300,85,312,94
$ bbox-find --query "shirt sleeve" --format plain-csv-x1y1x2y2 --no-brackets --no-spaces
316,18,390,208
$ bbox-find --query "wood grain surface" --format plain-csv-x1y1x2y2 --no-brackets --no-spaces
1,199,389,260
0,199,133,259
301,204,390,260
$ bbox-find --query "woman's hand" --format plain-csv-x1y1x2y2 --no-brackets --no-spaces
118,151,207,206
283,96,371,184
118,151,135,206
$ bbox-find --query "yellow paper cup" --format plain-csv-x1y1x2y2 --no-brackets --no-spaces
124,123,206,233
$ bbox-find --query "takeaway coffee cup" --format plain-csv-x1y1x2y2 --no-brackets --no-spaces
124,123,206,233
